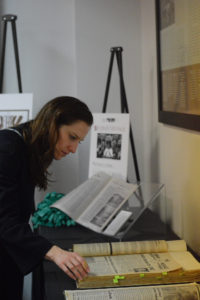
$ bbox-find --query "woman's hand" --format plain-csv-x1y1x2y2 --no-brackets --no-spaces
45,245,90,280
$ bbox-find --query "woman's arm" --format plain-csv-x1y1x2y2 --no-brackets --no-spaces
45,245,90,280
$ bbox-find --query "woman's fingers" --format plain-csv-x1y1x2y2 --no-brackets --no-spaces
61,260,88,280
61,264,77,280
73,253,90,272
69,257,89,279
45,246,90,280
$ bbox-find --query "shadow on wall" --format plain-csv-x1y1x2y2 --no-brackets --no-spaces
150,139,159,182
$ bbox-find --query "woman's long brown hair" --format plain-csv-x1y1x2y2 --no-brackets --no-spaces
23,96,93,190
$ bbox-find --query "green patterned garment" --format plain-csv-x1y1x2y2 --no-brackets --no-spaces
32,192,76,228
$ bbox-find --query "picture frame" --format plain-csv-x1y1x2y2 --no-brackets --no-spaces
155,0,200,131
0,93,33,129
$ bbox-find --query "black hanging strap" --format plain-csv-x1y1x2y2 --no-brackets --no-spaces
0,14,22,93
102,47,140,182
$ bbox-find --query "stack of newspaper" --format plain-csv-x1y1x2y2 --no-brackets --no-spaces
64,282,200,300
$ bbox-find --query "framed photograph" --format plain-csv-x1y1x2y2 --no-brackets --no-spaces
156,0,200,131
0,93,33,129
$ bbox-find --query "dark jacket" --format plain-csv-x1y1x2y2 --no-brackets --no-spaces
0,124,53,299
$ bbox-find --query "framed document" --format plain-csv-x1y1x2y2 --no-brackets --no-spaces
0,93,33,129
156,0,200,131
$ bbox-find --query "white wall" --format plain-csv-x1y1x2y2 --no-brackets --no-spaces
1,0,77,108
159,125,200,253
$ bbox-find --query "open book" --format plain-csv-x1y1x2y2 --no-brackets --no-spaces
64,282,200,300
51,172,137,235
72,239,200,289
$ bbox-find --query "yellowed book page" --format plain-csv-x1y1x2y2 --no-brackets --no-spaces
167,240,187,252
73,240,187,256
170,251,200,271
64,283,200,300
111,240,168,255
73,243,110,257
86,252,182,276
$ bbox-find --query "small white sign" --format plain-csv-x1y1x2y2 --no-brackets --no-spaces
103,210,132,236
0,93,33,129
89,113,130,180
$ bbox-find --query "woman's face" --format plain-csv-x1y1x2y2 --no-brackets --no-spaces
54,120,90,160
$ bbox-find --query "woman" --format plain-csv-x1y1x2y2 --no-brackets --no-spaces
0,96,93,299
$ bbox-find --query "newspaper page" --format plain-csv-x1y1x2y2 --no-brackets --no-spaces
166,239,187,252
85,252,182,276
51,172,137,234
51,172,111,220
88,113,130,180
111,240,168,255
73,240,187,257
64,283,200,300
169,251,200,271
78,177,137,233
73,242,111,257
73,240,168,257
112,240,187,255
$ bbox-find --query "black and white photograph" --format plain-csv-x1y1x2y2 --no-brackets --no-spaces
0,110,29,129
96,133,122,160
89,113,130,180
0,93,33,129
90,193,123,227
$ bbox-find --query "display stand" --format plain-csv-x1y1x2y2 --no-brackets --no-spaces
102,47,140,181
115,182,165,240
100,182,166,240
0,14,22,93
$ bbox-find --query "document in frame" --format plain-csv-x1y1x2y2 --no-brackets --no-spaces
0,93,33,129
